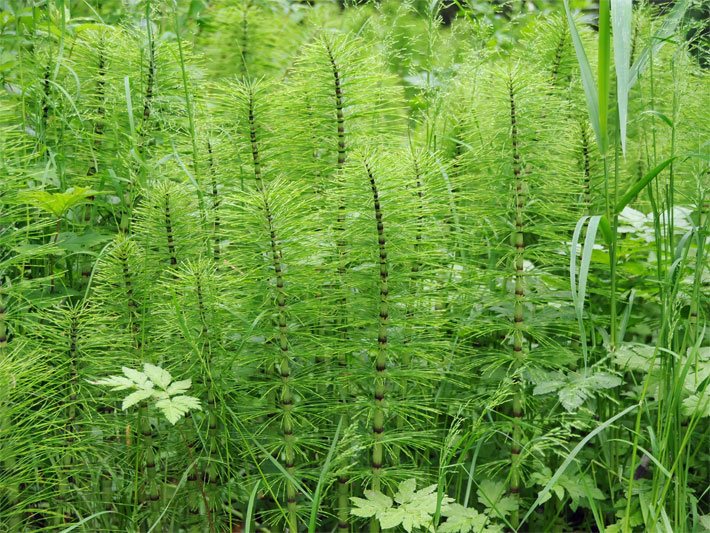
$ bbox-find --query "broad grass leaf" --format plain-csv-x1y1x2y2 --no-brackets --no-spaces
611,0,632,155
563,0,602,151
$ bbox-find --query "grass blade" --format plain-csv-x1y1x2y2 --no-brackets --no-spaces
563,0,602,151
244,480,261,533
308,416,344,533
519,402,639,528
615,157,675,213
611,0,633,155
598,0,611,154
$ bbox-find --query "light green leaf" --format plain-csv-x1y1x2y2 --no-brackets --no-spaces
380,507,406,530
350,490,393,519
440,503,487,533
533,380,565,396
394,478,418,504
155,395,202,425
17,187,99,218
611,0,632,155
171,395,202,411
166,379,192,395
559,386,587,412
682,394,710,418
585,372,622,390
144,363,172,389
122,366,150,388
477,480,517,518
89,375,135,391
564,0,602,151
122,388,154,410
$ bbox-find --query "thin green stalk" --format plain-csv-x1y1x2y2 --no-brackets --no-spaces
364,158,389,533
507,74,526,530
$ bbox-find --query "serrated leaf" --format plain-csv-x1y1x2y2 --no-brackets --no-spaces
122,388,154,410
350,497,378,518
682,394,710,418
395,478,418,504
166,378,192,395
533,380,565,396
585,372,622,390
122,366,150,387
477,479,516,519
350,490,393,519
155,395,202,425
90,375,135,391
440,503,487,533
380,507,406,530
144,363,172,389
559,386,587,412
171,395,202,411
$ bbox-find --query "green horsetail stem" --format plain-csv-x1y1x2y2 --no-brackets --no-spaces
364,158,389,533
326,39,352,533
508,75,526,529
163,192,178,266
207,140,221,262
247,86,264,187
264,194,299,532
186,270,214,526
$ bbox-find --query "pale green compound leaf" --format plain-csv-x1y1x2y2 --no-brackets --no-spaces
533,379,565,396
122,366,150,387
440,503,487,533
89,375,135,391
122,388,154,410
477,480,517,518
350,490,393,519
379,507,406,530
585,372,623,390
350,497,378,518
682,394,710,418
166,378,192,395
144,363,172,389
155,395,202,425
395,478,418,504
558,386,588,412
171,395,202,411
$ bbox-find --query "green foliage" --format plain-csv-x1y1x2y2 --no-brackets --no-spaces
0,1,707,532
90,363,202,424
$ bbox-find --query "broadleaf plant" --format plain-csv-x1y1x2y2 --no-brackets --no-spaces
90,363,201,425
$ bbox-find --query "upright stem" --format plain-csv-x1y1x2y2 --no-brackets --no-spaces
365,159,389,533
264,194,298,532
508,77,526,529
327,40,352,532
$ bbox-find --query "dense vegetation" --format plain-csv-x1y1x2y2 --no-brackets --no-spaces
0,1,707,532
